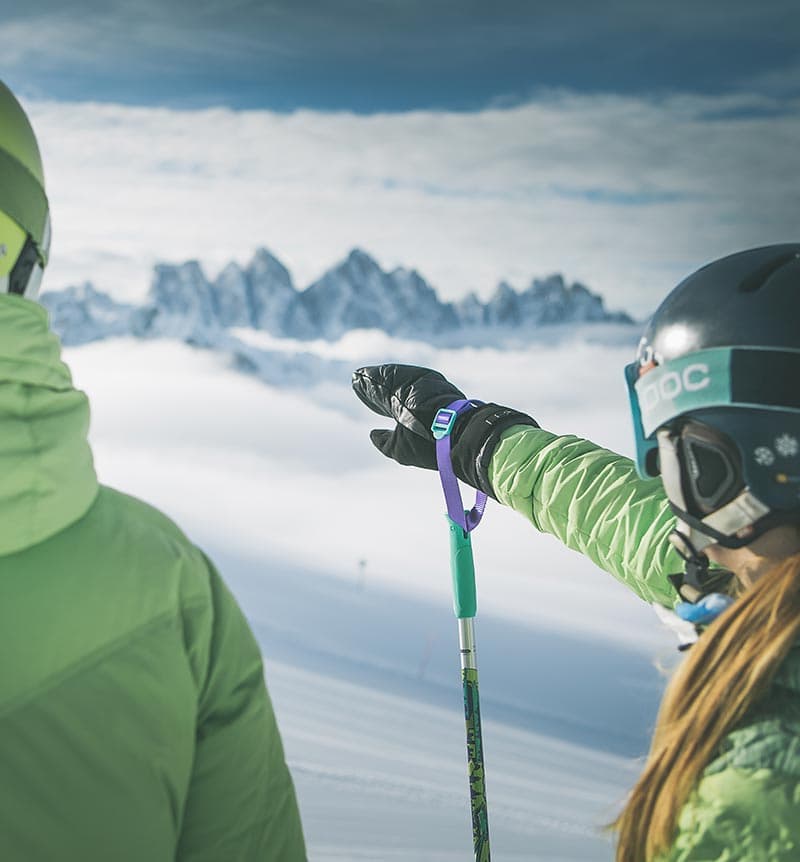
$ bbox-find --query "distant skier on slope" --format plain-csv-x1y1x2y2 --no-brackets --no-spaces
0,81,305,860
353,244,800,862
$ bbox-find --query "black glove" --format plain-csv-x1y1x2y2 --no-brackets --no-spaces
352,364,539,497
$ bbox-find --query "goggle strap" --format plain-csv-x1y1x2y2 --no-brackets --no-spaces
701,489,770,535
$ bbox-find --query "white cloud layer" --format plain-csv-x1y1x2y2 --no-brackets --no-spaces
64,330,678,656
27,91,800,316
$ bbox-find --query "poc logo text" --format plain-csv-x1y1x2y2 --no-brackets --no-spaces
639,363,711,413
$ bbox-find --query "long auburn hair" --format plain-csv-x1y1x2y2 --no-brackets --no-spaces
612,551,800,862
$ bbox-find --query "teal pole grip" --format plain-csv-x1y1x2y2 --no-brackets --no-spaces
448,516,477,619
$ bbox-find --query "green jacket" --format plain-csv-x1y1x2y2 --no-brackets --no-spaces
490,426,800,861
0,296,306,861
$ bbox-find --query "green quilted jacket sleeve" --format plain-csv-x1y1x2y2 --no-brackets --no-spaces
661,768,800,861
488,425,682,607
177,556,306,861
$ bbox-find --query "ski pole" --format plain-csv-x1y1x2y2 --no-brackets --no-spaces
432,401,491,862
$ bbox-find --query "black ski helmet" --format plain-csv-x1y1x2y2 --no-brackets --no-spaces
626,244,800,553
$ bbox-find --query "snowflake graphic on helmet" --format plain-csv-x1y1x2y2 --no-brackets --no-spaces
754,447,776,467
775,434,799,458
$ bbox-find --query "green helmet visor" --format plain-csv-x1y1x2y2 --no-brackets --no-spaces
626,346,800,477
0,146,49,266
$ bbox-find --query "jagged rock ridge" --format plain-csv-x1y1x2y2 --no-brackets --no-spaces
41,247,633,348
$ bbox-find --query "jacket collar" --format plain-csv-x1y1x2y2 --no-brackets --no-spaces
0,295,98,555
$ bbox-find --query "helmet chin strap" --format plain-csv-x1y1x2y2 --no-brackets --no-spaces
668,522,734,604
670,518,716,557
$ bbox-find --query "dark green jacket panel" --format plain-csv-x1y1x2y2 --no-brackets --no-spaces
0,617,196,861
177,552,307,861
0,486,306,861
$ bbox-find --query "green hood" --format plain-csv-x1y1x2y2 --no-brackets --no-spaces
0,295,98,555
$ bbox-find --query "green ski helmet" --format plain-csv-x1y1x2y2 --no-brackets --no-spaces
626,245,800,563
0,81,51,300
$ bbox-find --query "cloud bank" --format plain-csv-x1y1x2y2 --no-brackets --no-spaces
28,90,800,317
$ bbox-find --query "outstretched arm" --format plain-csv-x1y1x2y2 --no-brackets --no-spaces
352,364,681,607
490,425,680,606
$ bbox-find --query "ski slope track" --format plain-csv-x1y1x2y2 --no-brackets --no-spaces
216,549,656,860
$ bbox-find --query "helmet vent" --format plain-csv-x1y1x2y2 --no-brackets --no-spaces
738,251,799,293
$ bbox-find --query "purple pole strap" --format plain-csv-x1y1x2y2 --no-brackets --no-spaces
433,399,488,533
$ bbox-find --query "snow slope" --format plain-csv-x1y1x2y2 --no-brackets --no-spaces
64,331,677,860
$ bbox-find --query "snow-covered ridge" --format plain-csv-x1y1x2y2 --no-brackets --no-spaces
42,247,634,349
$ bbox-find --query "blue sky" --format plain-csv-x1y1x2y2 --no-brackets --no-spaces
4,1,799,111
6,2,800,315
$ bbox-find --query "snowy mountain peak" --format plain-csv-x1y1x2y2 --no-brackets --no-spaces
340,247,391,280
247,247,294,287
301,250,456,339
41,282,136,346
42,246,634,350
145,260,220,338
529,273,566,295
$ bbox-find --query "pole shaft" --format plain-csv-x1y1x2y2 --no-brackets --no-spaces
447,517,490,859
458,617,477,669
460,620,490,861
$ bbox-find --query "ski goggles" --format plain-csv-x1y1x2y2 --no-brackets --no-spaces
625,345,800,479
658,420,776,547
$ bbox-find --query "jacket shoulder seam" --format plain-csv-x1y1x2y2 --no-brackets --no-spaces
0,598,208,720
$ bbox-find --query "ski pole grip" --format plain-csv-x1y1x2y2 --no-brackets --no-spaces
448,516,477,619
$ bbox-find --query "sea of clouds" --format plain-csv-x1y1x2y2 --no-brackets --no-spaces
27,90,800,319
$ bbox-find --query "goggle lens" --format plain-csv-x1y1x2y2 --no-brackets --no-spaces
683,437,737,513
658,422,744,518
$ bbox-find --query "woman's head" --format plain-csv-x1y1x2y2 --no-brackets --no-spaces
626,244,800,568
